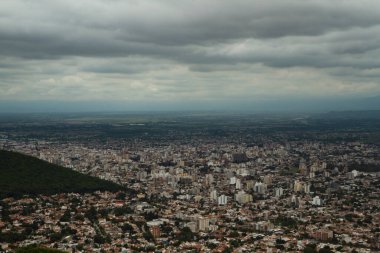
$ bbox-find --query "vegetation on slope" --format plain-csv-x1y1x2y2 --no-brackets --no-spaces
0,150,122,198
16,246,66,253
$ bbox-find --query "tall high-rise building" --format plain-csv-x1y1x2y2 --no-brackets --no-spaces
218,195,228,205
235,178,242,189
210,189,218,201
312,196,322,206
254,182,267,194
150,226,161,239
275,187,284,197
198,217,210,232
245,180,255,191
294,180,304,192
304,183,311,194
205,174,214,186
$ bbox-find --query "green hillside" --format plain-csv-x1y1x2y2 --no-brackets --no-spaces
16,246,66,253
0,150,122,198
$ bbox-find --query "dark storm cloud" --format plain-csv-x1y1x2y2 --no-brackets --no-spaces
116,1,380,44
1,0,380,104
1,0,380,70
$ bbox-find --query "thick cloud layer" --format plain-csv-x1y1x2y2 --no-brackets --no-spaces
1,0,380,109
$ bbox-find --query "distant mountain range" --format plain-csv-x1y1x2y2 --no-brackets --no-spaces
0,150,122,198
315,110,380,120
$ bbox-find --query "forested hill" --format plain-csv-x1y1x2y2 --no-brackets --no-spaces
0,150,122,198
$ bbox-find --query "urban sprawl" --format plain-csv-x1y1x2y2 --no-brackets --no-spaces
1,133,380,253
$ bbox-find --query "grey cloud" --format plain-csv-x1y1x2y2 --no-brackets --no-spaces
1,0,380,104
81,58,173,74
114,0,380,44
1,0,380,58
186,24,380,70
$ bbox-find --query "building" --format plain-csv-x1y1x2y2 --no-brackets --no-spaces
232,153,249,163
304,183,311,194
218,195,228,205
149,226,161,239
253,221,274,232
312,229,333,241
198,217,210,232
312,196,322,206
210,189,218,201
235,191,253,204
205,174,214,186
254,182,267,194
235,178,242,190
294,180,304,192
263,175,272,185
347,170,359,179
186,222,197,233
275,187,284,197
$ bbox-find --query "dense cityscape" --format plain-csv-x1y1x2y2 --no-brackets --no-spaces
2,0,380,252
0,113,379,253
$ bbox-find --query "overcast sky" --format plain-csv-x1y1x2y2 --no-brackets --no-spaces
1,0,380,112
